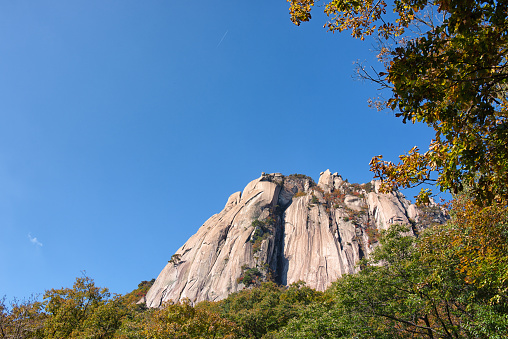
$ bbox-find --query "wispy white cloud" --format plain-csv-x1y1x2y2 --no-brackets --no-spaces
28,233,43,247
216,30,228,48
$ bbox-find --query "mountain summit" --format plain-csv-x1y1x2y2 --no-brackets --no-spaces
144,170,447,307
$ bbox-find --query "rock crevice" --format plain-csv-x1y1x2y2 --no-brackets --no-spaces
144,171,448,307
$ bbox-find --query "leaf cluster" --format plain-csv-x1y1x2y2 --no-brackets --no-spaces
142,299,237,339
43,275,125,339
0,295,45,339
119,279,155,306
200,281,322,338
287,0,508,205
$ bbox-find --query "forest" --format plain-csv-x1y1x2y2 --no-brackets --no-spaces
1,200,507,338
2,0,508,337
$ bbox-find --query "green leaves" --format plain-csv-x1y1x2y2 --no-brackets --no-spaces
198,281,322,339
287,0,508,206
377,0,508,204
43,275,124,339
142,299,237,339
282,221,508,338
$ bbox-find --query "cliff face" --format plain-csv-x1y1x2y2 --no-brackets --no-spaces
144,170,448,307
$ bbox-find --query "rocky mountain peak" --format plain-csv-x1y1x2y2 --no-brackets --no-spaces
144,171,448,307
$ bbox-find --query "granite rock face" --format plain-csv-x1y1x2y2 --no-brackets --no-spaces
144,170,448,307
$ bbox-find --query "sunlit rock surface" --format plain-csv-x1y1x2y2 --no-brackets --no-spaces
144,171,448,307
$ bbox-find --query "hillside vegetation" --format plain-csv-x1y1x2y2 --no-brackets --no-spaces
2,196,507,338
3,0,508,337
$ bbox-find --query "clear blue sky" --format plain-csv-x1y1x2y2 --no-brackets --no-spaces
0,0,439,300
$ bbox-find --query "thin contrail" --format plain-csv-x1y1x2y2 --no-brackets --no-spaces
216,30,228,48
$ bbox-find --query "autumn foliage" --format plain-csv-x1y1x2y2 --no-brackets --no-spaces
287,0,508,205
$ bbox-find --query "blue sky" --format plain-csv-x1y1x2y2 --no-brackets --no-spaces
0,0,439,300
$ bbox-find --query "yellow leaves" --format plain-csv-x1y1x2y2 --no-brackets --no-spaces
313,0,424,39
444,196,508,300
370,147,435,203
287,0,314,26
287,0,508,205
387,97,398,110
143,300,238,338
321,0,391,38
0,296,45,338
42,276,124,339
416,188,431,205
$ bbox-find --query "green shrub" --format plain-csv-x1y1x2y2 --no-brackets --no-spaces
311,195,319,204
237,267,262,287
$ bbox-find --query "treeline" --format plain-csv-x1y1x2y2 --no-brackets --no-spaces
2,193,508,338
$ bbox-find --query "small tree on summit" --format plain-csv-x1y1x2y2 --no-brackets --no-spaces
169,253,182,266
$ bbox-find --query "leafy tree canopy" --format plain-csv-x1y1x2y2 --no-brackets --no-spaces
198,281,323,338
142,299,237,339
0,295,45,339
119,279,155,306
278,222,508,338
422,192,508,303
43,275,124,339
287,0,508,205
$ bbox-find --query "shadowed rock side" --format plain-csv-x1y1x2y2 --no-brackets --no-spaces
144,170,448,307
